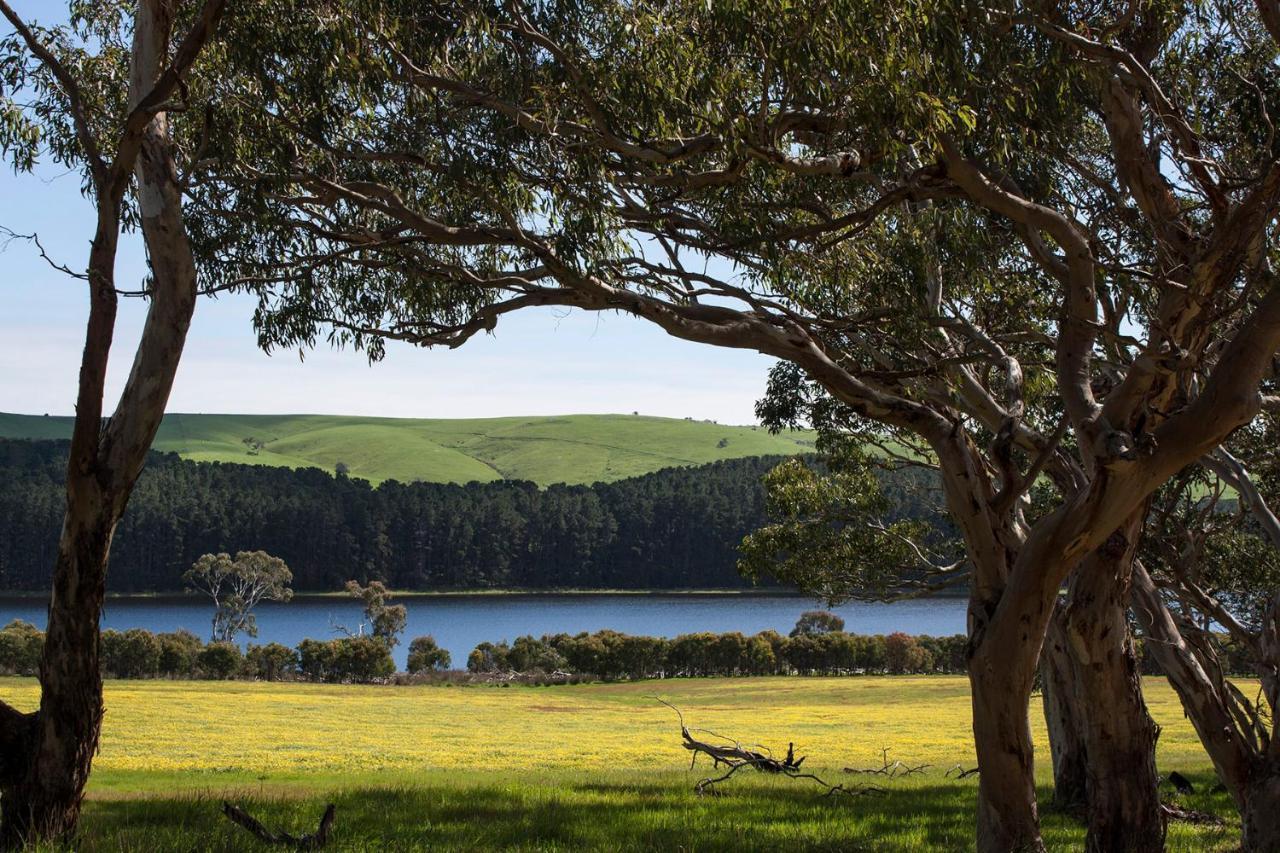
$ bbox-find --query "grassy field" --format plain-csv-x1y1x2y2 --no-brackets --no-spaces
0,412,815,486
0,676,1240,851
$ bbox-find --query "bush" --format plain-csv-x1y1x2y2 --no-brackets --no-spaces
296,637,394,682
406,636,451,673
297,638,337,681
157,630,203,677
467,641,511,673
0,620,43,675
507,635,567,673
197,641,244,679
885,632,932,674
101,628,162,678
246,642,298,680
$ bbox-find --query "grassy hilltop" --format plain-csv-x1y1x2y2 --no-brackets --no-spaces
0,412,815,486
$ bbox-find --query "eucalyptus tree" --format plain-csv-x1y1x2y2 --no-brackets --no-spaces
185,551,294,643
195,2,1280,850
1129,421,1280,848
0,1,228,844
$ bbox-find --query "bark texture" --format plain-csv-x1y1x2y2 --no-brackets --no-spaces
1041,607,1088,815
1065,518,1164,853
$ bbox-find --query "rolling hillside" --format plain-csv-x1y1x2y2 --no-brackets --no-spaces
0,412,814,485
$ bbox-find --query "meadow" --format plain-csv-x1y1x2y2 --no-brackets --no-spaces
0,412,816,486
0,676,1240,851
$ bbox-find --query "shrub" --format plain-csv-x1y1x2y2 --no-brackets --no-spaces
297,638,337,681
0,620,43,675
157,629,204,677
296,637,394,682
197,641,244,679
246,642,298,681
506,635,566,673
101,628,162,678
407,636,451,673
467,641,511,673
330,636,395,682
885,632,931,674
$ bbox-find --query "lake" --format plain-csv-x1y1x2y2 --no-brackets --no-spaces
0,593,969,669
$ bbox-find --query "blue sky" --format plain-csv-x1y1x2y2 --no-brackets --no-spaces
0,1,774,424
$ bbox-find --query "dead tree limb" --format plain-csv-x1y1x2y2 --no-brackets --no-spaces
652,698,881,798
945,764,981,780
844,747,930,778
221,802,336,850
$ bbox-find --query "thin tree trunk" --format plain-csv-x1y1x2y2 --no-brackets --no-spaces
0,2,210,845
1065,518,1165,853
1041,604,1088,815
0,495,114,846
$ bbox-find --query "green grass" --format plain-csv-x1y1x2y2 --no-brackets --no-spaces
0,675,1242,851
0,412,815,486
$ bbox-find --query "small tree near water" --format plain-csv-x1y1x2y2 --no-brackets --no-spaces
790,611,845,638
184,551,293,643
343,580,407,649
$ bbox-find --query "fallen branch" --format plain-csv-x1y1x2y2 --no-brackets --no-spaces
222,802,336,850
1161,802,1224,826
945,764,981,780
652,697,882,798
844,748,930,778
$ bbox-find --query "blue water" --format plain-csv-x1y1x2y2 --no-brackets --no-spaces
0,593,968,669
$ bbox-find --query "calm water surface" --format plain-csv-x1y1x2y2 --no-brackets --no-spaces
0,593,968,669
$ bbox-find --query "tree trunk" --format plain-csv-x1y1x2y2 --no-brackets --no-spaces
0,496,114,847
1244,773,1280,853
1041,604,1088,815
970,658,1044,852
0,2,210,844
1065,519,1165,853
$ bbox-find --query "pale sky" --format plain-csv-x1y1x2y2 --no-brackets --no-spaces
0,33,774,425
0,0,775,425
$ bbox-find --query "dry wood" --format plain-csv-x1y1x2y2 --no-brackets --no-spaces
654,698,881,798
844,747,930,778
221,802,335,850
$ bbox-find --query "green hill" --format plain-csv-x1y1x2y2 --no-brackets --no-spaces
0,412,814,486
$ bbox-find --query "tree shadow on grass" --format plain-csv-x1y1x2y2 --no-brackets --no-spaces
75,774,1237,852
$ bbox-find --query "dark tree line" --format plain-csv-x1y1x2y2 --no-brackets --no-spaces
0,439,946,593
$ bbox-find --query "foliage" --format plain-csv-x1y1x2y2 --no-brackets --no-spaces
0,441,920,593
406,636,451,673
183,550,294,642
196,642,244,680
100,628,162,679
790,611,845,638
0,619,41,675
463,628,967,679
296,637,394,684
245,643,299,681
156,630,203,678
343,580,407,649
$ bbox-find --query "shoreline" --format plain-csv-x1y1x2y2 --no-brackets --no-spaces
0,587,968,600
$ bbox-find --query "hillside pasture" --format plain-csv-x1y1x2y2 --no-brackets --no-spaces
0,413,816,485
